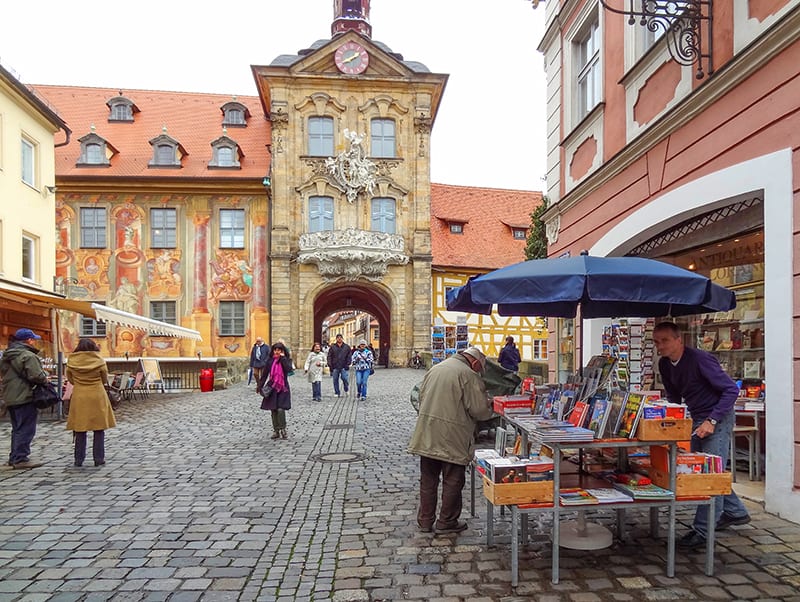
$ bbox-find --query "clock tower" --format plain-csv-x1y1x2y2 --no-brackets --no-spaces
332,0,372,38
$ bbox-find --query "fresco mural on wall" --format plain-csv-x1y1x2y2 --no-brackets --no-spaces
209,250,253,301
147,249,182,298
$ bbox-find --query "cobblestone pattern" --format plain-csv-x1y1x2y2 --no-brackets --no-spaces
1,369,800,601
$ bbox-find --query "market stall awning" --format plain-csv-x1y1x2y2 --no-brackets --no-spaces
91,304,202,340
0,283,202,341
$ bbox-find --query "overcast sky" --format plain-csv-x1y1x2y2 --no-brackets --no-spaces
2,0,547,191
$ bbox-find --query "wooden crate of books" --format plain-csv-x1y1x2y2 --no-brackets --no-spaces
636,418,692,441
649,467,732,497
483,477,554,505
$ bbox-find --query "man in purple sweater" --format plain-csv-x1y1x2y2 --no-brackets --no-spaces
654,322,751,550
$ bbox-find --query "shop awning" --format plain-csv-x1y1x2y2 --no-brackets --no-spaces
0,283,202,341
91,304,202,340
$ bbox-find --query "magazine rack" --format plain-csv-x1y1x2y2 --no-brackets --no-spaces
483,420,717,586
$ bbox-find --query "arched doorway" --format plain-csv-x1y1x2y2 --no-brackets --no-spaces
314,283,392,364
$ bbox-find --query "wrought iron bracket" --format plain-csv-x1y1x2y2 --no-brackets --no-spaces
599,0,714,79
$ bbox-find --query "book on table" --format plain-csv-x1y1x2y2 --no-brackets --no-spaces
584,488,634,503
586,397,610,438
604,389,628,437
617,392,646,438
559,488,599,505
568,399,590,428
612,482,675,500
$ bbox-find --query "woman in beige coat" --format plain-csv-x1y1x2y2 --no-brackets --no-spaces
66,339,116,467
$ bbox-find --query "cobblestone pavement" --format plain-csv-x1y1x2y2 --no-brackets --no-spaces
2,367,800,601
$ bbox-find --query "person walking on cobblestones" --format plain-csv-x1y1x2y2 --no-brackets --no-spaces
0,328,49,469
408,347,493,534
351,339,374,400
258,341,293,439
327,334,351,398
66,338,116,467
304,342,326,401
249,337,269,386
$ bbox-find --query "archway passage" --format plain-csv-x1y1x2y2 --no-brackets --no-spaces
314,283,391,364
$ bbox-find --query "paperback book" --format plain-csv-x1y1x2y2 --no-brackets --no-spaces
617,392,645,438
604,389,628,438
586,397,611,439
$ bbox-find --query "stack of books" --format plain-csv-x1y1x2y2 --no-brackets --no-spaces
531,426,595,444
612,482,675,500
559,488,599,506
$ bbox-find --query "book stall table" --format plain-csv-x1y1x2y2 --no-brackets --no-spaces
483,418,718,586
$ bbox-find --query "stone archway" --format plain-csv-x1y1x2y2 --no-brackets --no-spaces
313,283,392,364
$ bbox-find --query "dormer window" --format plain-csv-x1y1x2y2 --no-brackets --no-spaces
209,134,242,169
501,219,529,240
106,94,138,123
148,132,185,168
221,101,250,127
449,223,464,234
513,228,527,240
76,132,115,167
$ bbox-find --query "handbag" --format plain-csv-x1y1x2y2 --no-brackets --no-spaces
259,382,275,398
105,384,121,407
32,381,62,409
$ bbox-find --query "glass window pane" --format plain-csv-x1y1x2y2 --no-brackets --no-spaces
370,118,396,158
308,117,334,156
22,236,34,280
220,209,245,248
151,208,177,248
308,196,334,232
370,197,396,233
219,301,245,336
21,139,34,186
80,207,107,248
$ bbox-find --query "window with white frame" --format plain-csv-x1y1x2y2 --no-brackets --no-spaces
219,301,245,336
576,18,601,121
533,339,548,361
371,197,396,234
449,223,463,234
150,300,177,325
513,228,527,240
21,234,36,281
220,209,245,248
80,207,108,248
151,208,177,248
309,196,334,232
370,118,396,157
308,117,334,156
21,137,35,187
81,302,107,337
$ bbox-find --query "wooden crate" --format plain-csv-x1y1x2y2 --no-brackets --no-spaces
483,477,554,505
649,467,732,497
637,418,692,441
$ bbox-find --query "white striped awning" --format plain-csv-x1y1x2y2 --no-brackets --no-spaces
91,304,202,341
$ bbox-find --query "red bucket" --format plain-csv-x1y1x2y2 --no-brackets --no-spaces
199,368,214,392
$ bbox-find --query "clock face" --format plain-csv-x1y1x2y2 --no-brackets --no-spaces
334,41,369,75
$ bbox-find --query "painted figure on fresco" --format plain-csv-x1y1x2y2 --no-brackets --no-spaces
112,277,140,314
147,249,182,297
209,250,252,301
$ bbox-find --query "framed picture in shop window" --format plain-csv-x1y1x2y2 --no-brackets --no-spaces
734,264,754,285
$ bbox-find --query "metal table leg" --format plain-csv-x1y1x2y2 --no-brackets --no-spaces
705,498,715,576
511,505,520,587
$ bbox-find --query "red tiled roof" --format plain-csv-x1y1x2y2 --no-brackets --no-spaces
31,85,270,180
431,183,543,271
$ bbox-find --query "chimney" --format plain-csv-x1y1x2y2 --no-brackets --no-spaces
332,0,372,38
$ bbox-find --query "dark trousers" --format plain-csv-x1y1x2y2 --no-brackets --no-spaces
311,381,321,399
8,403,38,464
270,409,287,431
74,431,105,466
417,456,466,529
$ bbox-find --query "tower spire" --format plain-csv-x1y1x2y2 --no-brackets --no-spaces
332,0,371,38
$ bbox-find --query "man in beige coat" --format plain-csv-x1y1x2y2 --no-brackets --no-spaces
408,347,493,533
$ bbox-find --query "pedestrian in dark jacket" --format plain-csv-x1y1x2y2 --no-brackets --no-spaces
257,342,293,440
0,328,50,469
326,334,351,398
249,337,269,385
498,336,521,372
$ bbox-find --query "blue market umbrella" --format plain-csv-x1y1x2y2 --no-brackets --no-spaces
446,253,736,319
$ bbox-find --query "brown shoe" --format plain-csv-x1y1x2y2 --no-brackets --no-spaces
280,429,288,439
271,431,281,439
12,460,43,470
435,521,468,534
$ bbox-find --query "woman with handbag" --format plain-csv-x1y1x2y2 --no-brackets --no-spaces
257,341,293,439
65,339,116,467
351,339,375,401
303,342,326,401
